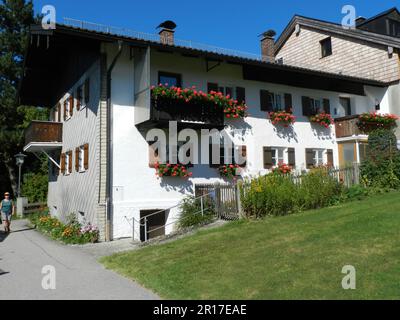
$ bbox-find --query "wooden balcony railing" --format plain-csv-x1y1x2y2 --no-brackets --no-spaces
335,115,362,138
149,97,224,128
25,121,62,146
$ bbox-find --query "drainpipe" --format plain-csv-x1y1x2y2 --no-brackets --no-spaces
105,40,123,241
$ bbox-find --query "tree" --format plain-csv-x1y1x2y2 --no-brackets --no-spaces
0,0,35,196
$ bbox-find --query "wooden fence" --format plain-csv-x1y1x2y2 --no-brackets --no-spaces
23,202,47,215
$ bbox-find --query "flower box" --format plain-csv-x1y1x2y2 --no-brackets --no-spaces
269,110,296,127
358,112,398,132
151,84,247,119
155,162,192,178
272,162,293,175
309,112,334,128
219,164,241,178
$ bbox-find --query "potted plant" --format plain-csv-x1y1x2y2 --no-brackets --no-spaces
218,164,241,178
151,84,248,119
309,112,334,128
358,112,398,132
269,109,296,127
272,162,293,175
154,162,192,178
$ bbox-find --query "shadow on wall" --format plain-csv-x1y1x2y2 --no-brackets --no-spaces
311,124,335,141
273,125,298,143
159,177,194,193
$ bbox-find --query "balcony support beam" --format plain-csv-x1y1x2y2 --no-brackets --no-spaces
32,148,61,169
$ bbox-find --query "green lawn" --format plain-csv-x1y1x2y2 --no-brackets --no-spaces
101,192,400,299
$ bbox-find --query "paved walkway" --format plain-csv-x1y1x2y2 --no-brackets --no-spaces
0,220,159,300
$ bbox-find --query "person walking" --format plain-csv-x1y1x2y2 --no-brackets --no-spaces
1,192,15,233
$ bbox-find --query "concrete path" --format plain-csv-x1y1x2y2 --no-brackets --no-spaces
0,219,159,300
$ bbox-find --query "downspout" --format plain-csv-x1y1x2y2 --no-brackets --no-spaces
105,40,123,241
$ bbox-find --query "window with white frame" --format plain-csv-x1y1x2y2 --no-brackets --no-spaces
267,92,284,111
65,152,71,175
64,99,71,120
78,145,85,172
313,149,324,166
271,147,285,166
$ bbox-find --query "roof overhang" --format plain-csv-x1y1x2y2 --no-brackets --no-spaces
23,142,63,153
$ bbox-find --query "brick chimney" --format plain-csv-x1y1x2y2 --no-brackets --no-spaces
159,28,175,45
260,30,276,62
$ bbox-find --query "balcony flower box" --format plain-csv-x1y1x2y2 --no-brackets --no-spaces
219,164,241,178
269,109,296,127
155,162,192,178
357,112,399,132
151,84,247,120
309,112,334,128
272,162,293,175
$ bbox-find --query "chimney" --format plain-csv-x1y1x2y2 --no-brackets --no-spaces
260,30,276,62
159,28,175,45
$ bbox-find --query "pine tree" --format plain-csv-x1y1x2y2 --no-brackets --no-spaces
0,0,35,195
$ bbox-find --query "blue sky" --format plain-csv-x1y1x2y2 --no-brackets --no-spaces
33,0,399,54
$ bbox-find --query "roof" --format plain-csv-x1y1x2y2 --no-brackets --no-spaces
356,7,400,28
20,20,390,106
275,14,400,54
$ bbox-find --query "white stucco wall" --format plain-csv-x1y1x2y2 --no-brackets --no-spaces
109,48,384,239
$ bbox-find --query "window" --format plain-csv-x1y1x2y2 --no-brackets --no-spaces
78,146,85,172
320,37,332,58
261,90,292,112
339,97,351,116
158,72,182,87
388,19,400,37
302,96,330,116
65,151,71,175
271,148,285,166
313,149,324,166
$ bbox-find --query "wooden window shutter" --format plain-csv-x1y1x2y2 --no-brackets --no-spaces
288,148,296,167
263,147,273,169
76,86,82,111
148,142,160,168
237,145,247,168
209,144,221,168
236,87,246,104
323,98,331,114
327,149,334,167
260,90,273,112
75,147,80,172
63,100,67,120
207,82,218,93
84,144,89,170
305,148,314,169
84,78,90,104
69,95,74,116
284,93,293,112
302,96,314,116
60,153,66,174
68,151,73,173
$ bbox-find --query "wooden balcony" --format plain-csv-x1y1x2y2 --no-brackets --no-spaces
335,115,363,138
137,98,225,130
24,121,62,152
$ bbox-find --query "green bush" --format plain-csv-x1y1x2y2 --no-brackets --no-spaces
240,169,342,218
21,172,48,203
178,196,216,229
360,129,400,189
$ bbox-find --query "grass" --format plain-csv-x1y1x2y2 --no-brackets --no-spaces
101,192,400,300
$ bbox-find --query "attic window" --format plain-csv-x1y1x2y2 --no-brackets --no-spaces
320,37,332,58
387,19,400,37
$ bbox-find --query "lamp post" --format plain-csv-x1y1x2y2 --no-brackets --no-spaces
14,153,27,198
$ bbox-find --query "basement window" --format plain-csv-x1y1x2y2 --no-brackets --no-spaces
320,37,332,58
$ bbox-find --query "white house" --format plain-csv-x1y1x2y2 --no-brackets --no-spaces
19,19,397,242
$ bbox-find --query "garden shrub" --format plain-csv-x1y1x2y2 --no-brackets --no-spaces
240,169,342,218
28,212,99,244
361,129,400,189
178,196,216,229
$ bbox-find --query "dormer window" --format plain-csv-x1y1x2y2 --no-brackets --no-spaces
387,19,400,37
320,37,332,58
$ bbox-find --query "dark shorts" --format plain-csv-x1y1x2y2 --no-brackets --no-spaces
1,211,12,222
